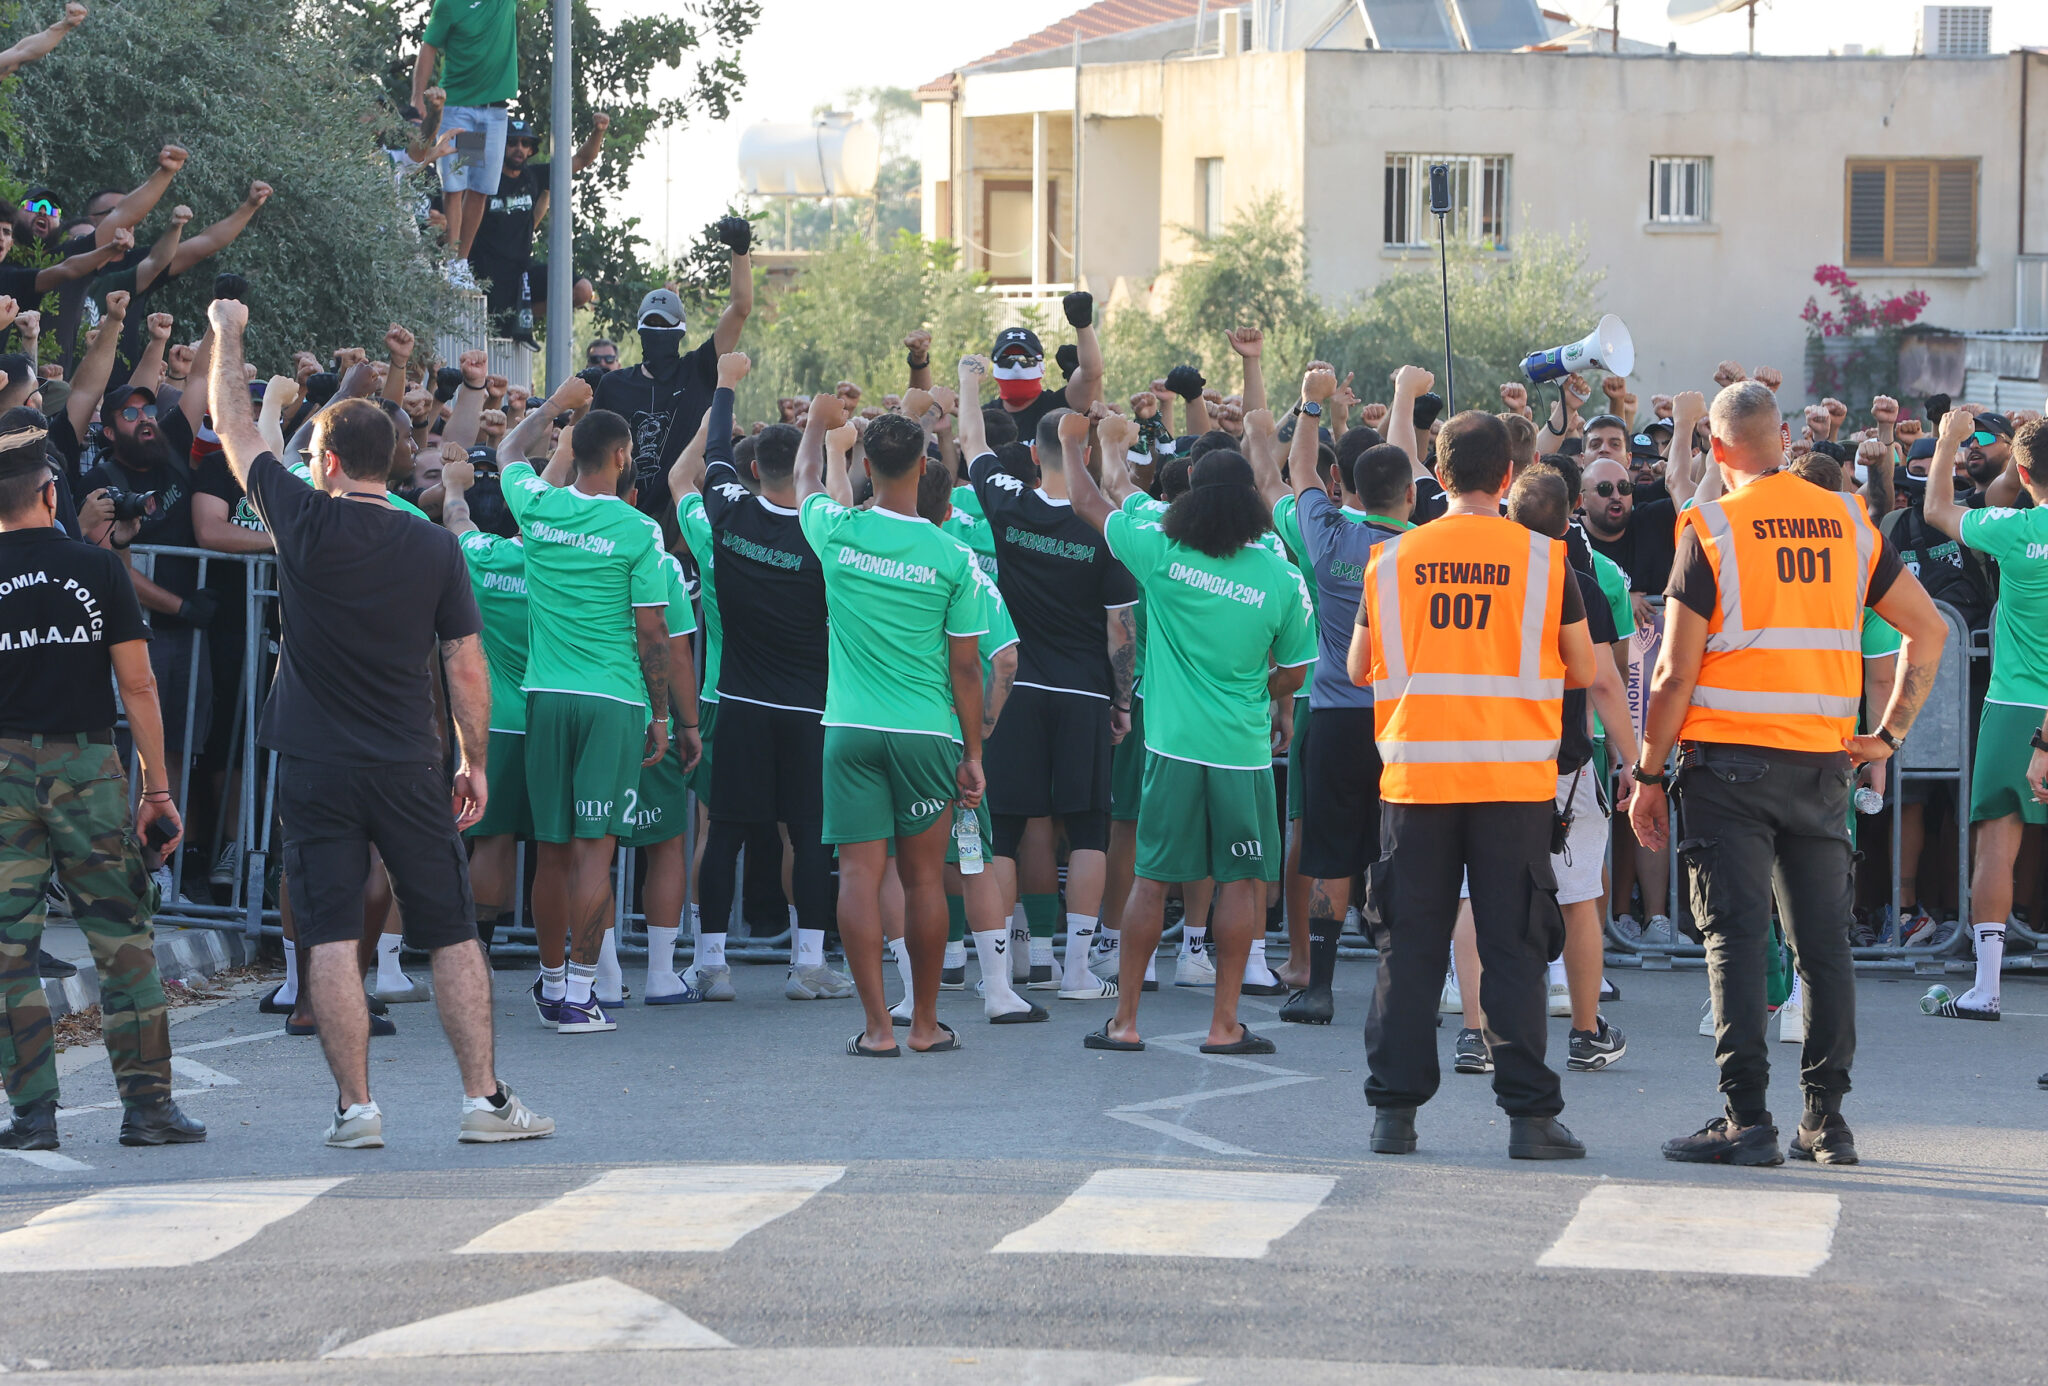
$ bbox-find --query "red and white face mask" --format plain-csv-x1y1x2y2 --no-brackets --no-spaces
994,356,1044,407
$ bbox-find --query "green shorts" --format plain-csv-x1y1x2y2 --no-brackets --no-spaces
1286,694,1311,822
822,726,958,845
682,698,718,798
1134,751,1282,886
623,734,691,849
1970,701,2048,826
465,729,531,840
1111,696,1147,822
525,692,646,843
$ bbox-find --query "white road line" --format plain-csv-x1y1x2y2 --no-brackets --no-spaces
176,1029,287,1053
326,1276,729,1358
457,1165,845,1255
992,1168,1337,1259
1112,1074,1319,1113
168,1056,240,1088
57,1086,214,1118
0,1178,345,1272
1113,1378,1204,1386
0,1150,91,1172
1538,1184,1841,1278
1104,1112,1256,1156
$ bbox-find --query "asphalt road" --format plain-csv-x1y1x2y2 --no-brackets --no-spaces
4,957,2045,1385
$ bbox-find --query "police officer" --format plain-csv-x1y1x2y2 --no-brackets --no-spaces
0,406,203,1151
1352,410,1597,1161
1630,381,1947,1168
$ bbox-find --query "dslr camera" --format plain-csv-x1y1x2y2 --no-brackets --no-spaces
103,488,159,523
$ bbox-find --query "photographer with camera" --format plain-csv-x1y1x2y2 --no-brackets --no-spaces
0,404,205,1153
593,218,754,520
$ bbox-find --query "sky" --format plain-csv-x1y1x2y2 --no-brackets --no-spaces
599,0,2048,266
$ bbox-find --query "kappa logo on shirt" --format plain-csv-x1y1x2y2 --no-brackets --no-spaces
987,473,1026,495
715,481,749,504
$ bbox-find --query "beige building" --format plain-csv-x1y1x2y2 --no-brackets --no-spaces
918,2,2048,404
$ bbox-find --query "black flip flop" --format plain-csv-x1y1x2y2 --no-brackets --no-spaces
846,1032,901,1057
258,985,295,1015
990,1000,1049,1025
1083,1021,1144,1052
908,1021,962,1053
1200,1024,1275,1055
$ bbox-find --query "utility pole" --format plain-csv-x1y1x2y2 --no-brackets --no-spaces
545,0,573,391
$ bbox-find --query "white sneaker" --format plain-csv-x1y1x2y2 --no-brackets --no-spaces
1639,915,1679,947
784,964,856,1000
1547,980,1572,1018
1439,975,1463,1014
1778,998,1806,1044
1612,914,1643,945
1175,945,1217,987
325,1101,384,1149
369,973,429,1004
684,964,736,1001
458,1083,554,1143
1088,935,1120,981
1698,998,1716,1037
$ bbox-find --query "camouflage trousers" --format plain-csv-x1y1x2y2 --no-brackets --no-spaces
0,735,170,1109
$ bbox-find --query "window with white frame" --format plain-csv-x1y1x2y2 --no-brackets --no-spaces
1383,154,1509,249
1199,157,1225,237
1649,156,1712,224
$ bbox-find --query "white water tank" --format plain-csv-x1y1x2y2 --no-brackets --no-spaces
737,114,881,198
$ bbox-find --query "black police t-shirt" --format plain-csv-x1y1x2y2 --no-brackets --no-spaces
0,526,148,733
968,449,1138,699
470,161,548,268
594,335,719,519
245,452,481,766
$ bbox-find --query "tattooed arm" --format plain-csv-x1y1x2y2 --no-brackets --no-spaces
635,606,671,768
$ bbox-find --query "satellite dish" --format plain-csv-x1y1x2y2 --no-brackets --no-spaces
1667,0,1751,21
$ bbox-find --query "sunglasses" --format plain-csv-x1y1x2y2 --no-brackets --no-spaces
1592,479,1634,498
118,405,157,423
1970,431,1999,448
589,353,617,365
19,198,59,217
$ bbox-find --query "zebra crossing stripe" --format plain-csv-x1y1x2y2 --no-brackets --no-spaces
0,1178,345,1272
992,1168,1336,1259
457,1164,845,1255
1537,1184,1840,1278
326,1276,729,1358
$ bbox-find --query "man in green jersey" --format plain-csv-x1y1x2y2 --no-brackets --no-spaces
500,376,700,1036
796,395,987,1057
1060,412,1316,1054
1924,412,2048,1022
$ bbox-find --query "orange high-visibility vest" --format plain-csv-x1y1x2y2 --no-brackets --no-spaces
1678,471,1877,754
1363,513,1568,804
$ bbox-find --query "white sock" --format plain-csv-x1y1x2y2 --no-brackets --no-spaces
1099,924,1121,951
1246,937,1272,981
698,932,727,969
689,902,702,935
1144,952,1156,983
1547,956,1567,989
974,929,1031,1013
795,928,826,969
1063,913,1097,986
276,946,300,1005
943,939,967,970
1029,934,1055,969
595,928,623,998
539,964,566,1001
889,935,916,998
1183,924,1208,954
565,961,596,1006
375,933,406,989
1967,923,2005,1004
646,924,679,979
1784,971,1803,1010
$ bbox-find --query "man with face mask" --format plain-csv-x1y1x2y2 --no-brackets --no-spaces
593,217,754,520
984,292,1103,439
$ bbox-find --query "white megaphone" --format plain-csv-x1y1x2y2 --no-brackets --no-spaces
1522,314,1634,384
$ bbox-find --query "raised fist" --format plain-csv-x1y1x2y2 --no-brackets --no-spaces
107,225,135,254
1163,365,1206,401
716,351,751,388
423,86,446,113
901,387,937,422
835,380,862,406
1752,365,1784,393
385,323,416,358
1822,397,1849,432
1871,394,1899,425
549,375,594,415
1650,393,1674,420
825,421,858,455
1062,290,1094,330
402,385,435,423
145,311,173,342
1804,403,1832,438
1393,364,1435,397
714,215,752,255
808,393,848,431
1302,367,1337,404
264,375,300,411
1099,414,1140,456
1670,389,1707,422
929,385,958,416
245,181,273,209
957,355,991,386
168,343,196,378
441,456,475,494
1937,403,1976,450
1895,417,1924,445
1713,360,1747,389
60,3,87,30
1497,382,1529,416
1057,410,1091,447
459,348,487,388
204,297,246,333
103,288,132,319
484,374,508,398
903,329,931,359
1358,402,1389,430
1600,375,1628,404
1129,391,1158,420
169,204,193,227
157,143,187,174
591,111,611,134
1225,326,1263,359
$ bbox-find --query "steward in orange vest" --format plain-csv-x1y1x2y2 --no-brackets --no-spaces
1630,380,1947,1169
1352,409,1596,1162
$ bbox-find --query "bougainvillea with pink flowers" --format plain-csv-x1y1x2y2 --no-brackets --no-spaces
1801,264,1929,401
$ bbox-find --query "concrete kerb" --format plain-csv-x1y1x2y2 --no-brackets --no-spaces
39,924,262,1021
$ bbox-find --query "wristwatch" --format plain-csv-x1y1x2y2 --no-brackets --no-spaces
2030,731,2048,755
1630,762,1668,789
1875,726,1902,752
1299,400,1323,419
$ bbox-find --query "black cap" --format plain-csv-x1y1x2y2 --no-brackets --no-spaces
1973,411,2014,439
1642,416,1675,437
506,119,538,144
1629,432,1661,460
102,381,156,422
467,445,497,466
1907,437,1937,462
992,327,1042,363
1585,413,1628,435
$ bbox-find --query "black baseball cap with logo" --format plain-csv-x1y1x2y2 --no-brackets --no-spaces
1629,432,1661,460
992,327,1043,364
506,119,538,146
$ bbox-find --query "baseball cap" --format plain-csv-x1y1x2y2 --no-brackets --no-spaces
467,445,498,467
1907,437,1938,463
1585,413,1628,434
1642,415,1675,437
1629,432,1661,460
992,326,1043,363
636,288,686,329
1973,411,2014,440
102,382,156,421
506,119,538,144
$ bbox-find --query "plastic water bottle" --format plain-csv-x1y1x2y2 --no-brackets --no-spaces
954,805,984,875
1918,984,1953,1014
1855,787,1884,815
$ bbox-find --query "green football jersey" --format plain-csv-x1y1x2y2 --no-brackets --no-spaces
1961,506,2048,707
457,531,529,735
1103,506,1316,770
945,489,999,580
801,494,985,741
501,460,668,709
675,491,723,701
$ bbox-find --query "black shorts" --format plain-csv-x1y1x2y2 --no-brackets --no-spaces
276,757,477,952
1299,704,1385,882
710,698,825,825
983,685,1113,819
473,253,546,317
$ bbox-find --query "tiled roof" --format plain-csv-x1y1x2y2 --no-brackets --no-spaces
965,0,1202,68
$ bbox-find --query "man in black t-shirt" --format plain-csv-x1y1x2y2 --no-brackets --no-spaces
204,297,552,1151
958,371,1137,999
973,291,1102,441
469,116,608,340
0,406,203,1152
593,221,753,521
1580,456,1677,610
